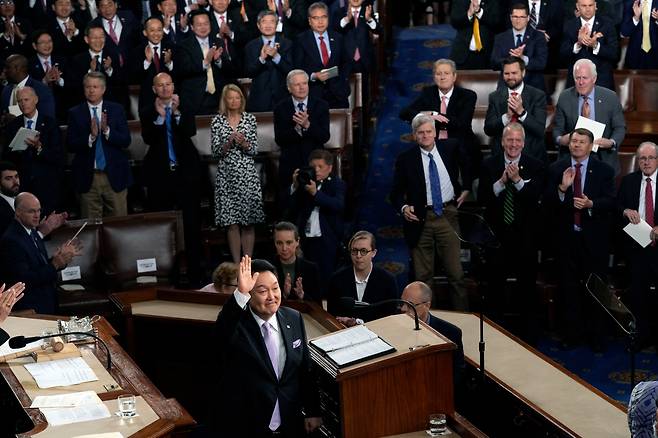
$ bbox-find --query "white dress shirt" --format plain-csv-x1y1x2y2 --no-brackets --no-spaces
421,146,455,206
639,170,658,221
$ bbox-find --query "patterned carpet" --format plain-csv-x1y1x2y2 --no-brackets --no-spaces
359,24,658,405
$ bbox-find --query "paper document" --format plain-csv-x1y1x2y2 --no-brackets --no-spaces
31,390,102,408
8,127,39,152
40,402,111,426
328,337,394,367
623,220,654,248
320,66,339,79
311,324,378,353
8,104,21,117
574,116,606,152
24,357,98,388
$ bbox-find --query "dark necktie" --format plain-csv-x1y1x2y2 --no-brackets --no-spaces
30,229,48,264
516,33,523,47
529,2,538,29
573,163,583,227
165,106,177,167
504,180,515,225
297,102,304,112
428,153,444,216
95,55,101,72
318,35,329,67
26,120,33,129
646,177,654,227
92,106,106,170
153,46,161,72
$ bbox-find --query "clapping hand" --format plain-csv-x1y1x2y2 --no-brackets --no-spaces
0,282,25,324
560,166,575,192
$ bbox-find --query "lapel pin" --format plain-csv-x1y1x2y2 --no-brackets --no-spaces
286,324,290,329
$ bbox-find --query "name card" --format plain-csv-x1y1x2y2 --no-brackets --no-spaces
61,266,82,281
137,258,157,273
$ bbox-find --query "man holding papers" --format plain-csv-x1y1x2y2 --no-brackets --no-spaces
544,127,615,351
618,142,658,349
552,58,626,174
212,256,322,436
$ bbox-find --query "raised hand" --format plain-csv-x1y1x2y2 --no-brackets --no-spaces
0,282,25,323
237,255,259,294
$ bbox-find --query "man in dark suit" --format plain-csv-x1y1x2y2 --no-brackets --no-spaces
90,0,140,71
4,87,63,216
156,0,189,45
544,127,615,349
390,113,471,311
293,1,349,108
213,256,322,436
71,24,128,113
176,9,227,115
0,192,81,314
617,142,658,348
1,54,56,120
139,72,202,286
399,58,479,173
244,10,293,112
524,0,564,70
478,123,545,340
207,0,246,80
66,72,132,219
29,30,70,123
274,69,330,189
552,58,626,174
450,0,501,69
484,56,547,161
0,0,33,60
49,0,89,58
560,0,619,90
270,221,321,302
244,0,307,42
327,230,399,323
401,281,464,387
620,0,658,69
289,149,345,284
491,3,547,93
130,17,175,113
0,161,20,235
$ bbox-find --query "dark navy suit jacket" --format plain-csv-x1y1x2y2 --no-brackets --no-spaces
0,77,56,120
491,27,548,92
620,0,658,69
244,34,293,112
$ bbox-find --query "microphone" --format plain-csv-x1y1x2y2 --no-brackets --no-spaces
338,297,421,330
9,332,112,370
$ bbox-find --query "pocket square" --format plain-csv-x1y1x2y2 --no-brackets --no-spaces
292,339,302,349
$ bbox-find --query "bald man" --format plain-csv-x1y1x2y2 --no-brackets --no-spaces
0,192,81,314
400,281,465,387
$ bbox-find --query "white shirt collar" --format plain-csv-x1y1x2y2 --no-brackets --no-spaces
643,169,658,181
508,82,524,95
354,264,373,284
0,193,15,210
580,16,595,26
24,109,38,125
439,87,454,99
16,76,29,88
250,307,280,333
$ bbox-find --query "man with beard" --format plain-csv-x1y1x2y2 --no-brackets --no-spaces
484,56,547,161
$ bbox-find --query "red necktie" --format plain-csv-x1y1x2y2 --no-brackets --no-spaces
510,91,519,122
153,46,161,72
318,35,329,66
438,96,448,139
108,18,124,66
646,177,654,226
573,163,583,227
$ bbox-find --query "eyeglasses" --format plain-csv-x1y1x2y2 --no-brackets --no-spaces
309,15,328,20
0,1,15,5
350,248,373,257
639,156,657,162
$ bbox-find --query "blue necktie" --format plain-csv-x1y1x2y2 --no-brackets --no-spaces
516,34,523,47
165,106,177,166
297,102,304,112
26,120,33,129
92,107,106,171
428,153,444,216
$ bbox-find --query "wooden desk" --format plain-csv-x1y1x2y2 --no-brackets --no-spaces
0,314,194,437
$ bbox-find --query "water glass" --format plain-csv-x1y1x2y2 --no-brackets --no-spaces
118,394,137,418
428,413,447,436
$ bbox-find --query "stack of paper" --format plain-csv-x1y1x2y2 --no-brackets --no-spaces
30,391,111,426
310,325,395,367
24,357,98,388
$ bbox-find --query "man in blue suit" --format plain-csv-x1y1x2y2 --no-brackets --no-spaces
1,55,55,120
0,192,81,314
491,3,548,93
66,71,132,219
620,0,658,69
293,1,349,108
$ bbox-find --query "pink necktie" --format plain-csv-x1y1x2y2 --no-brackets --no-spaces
438,96,448,139
108,18,119,44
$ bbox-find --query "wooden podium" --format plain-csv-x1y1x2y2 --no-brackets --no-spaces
310,314,457,438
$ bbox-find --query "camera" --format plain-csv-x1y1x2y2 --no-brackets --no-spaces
297,166,316,186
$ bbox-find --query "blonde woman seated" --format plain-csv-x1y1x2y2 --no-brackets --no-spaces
200,262,238,294
211,84,266,263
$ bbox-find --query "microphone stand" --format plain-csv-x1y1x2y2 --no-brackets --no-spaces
9,331,112,370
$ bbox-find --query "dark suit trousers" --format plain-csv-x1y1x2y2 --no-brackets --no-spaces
627,247,658,344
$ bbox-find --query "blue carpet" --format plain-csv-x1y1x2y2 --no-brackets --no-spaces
358,24,658,406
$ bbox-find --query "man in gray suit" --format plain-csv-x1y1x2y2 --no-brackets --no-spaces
484,56,547,161
552,58,626,174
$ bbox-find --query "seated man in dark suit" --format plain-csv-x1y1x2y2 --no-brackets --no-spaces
4,87,63,216
244,10,293,112
484,56,547,161
156,0,189,45
559,0,618,90
401,281,464,387
544,127,615,350
327,230,399,324
620,0,658,69
212,256,322,436
0,192,81,314
399,59,479,174
270,221,321,302
478,122,545,341
1,54,55,120
130,16,175,114
176,9,227,115
139,72,202,286
274,69,330,189
289,149,345,283
29,30,70,123
66,71,132,219
391,114,471,311
491,3,547,93
450,0,502,69
293,1,349,108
